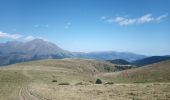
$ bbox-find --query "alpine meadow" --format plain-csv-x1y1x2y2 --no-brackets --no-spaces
0,0,170,100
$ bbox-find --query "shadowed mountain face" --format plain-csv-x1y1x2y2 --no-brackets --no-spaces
0,39,146,66
132,56,170,66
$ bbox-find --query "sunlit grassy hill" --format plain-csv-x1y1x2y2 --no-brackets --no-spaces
101,60,170,83
0,58,170,100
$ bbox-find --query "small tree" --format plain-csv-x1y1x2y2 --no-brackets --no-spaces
96,78,102,84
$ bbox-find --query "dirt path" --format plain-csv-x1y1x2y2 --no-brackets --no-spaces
19,85,51,100
19,86,39,100
18,66,46,100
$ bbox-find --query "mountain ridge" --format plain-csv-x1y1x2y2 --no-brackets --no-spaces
132,56,170,66
0,39,146,66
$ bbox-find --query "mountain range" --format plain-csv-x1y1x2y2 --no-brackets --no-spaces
0,39,147,66
107,56,170,67
132,56,170,66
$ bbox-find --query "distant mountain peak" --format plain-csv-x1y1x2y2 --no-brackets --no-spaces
0,39,65,55
0,39,147,66
29,38,47,42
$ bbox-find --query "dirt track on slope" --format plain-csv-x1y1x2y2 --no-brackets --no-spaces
19,85,50,100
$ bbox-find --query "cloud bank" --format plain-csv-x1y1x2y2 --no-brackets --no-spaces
0,31,22,39
0,31,48,41
101,13,168,26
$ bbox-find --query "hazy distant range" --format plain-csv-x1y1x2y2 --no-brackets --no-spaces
0,39,150,66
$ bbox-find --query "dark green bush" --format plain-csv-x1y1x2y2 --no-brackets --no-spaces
95,79,102,84
104,66,111,72
52,80,57,82
58,82,70,85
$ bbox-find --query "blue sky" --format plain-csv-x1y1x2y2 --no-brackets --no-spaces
0,0,170,55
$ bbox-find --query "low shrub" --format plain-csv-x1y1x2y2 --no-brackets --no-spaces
58,82,70,85
52,80,57,82
95,79,102,84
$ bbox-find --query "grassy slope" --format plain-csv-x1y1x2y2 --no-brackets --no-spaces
0,58,170,100
29,83,170,100
0,58,117,100
7,58,117,83
0,70,29,100
101,60,170,83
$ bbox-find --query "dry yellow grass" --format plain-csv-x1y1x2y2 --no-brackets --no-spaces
29,83,170,100
101,60,170,83
0,58,170,100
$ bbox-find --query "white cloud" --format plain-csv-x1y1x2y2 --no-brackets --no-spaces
24,35,35,41
101,13,168,26
137,14,154,24
24,35,48,41
0,31,23,39
156,13,168,22
0,31,48,41
115,17,125,22
114,17,136,25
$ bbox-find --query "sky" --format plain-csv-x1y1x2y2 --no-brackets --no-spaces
0,0,170,55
